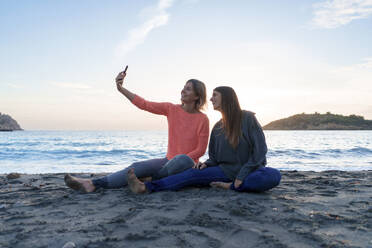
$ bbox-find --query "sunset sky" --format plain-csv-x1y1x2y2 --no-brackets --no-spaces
1,0,372,130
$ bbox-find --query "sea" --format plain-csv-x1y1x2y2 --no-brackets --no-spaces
1,130,372,174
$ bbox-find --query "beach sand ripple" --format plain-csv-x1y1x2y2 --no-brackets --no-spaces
0,171,371,248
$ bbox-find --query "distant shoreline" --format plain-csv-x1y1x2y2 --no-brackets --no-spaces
263,112,372,130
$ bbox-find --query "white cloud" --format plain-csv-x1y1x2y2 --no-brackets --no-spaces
312,0,372,28
7,83,23,89
358,57,372,69
331,57,372,89
117,0,175,56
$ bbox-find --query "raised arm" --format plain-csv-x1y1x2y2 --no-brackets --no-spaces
116,70,135,101
115,70,171,116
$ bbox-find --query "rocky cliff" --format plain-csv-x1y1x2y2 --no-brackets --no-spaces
0,113,23,131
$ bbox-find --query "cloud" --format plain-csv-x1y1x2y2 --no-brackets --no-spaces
7,83,23,89
333,57,372,73
331,57,372,88
358,57,372,69
117,0,175,56
312,0,372,28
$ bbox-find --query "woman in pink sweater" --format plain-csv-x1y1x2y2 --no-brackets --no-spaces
64,69,209,192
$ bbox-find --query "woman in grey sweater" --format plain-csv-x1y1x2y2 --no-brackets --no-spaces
128,86,281,193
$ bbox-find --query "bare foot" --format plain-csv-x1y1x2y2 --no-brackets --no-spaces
139,176,152,182
210,181,231,190
64,174,95,193
127,169,147,194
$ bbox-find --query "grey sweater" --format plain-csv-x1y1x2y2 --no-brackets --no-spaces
204,110,267,181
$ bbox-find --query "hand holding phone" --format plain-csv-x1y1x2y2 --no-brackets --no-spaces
116,65,128,88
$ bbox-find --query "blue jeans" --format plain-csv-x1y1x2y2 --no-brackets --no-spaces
92,154,194,189
145,166,281,193
230,167,281,192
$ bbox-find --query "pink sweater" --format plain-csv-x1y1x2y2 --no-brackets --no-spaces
132,95,209,163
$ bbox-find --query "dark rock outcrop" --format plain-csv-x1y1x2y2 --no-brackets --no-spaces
263,112,372,130
0,113,23,131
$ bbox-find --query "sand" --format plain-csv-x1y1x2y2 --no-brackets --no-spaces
0,171,371,248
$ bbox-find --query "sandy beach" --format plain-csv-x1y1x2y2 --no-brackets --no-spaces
0,170,371,248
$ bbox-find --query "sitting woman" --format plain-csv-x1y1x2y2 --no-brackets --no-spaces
128,86,281,194
64,69,209,193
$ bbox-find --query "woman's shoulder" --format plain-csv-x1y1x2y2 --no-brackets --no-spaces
242,110,255,117
199,111,209,120
241,110,255,121
170,103,183,111
211,120,223,130
192,111,209,125
241,110,257,127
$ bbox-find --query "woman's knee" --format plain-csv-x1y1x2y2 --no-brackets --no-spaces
238,167,281,192
264,167,281,185
173,154,194,165
129,161,141,169
167,154,195,175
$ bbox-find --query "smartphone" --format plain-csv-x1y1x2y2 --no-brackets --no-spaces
123,65,128,74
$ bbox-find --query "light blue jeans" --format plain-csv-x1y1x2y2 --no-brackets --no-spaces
92,154,195,189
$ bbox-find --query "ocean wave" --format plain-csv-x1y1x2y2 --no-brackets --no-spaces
0,141,44,147
268,149,319,159
0,148,163,161
0,141,111,148
2,130,372,173
348,147,372,154
268,147,372,159
53,142,111,147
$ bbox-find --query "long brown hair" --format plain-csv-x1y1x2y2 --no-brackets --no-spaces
187,79,207,111
214,86,242,149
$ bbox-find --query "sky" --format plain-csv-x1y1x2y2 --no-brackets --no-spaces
1,0,372,130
